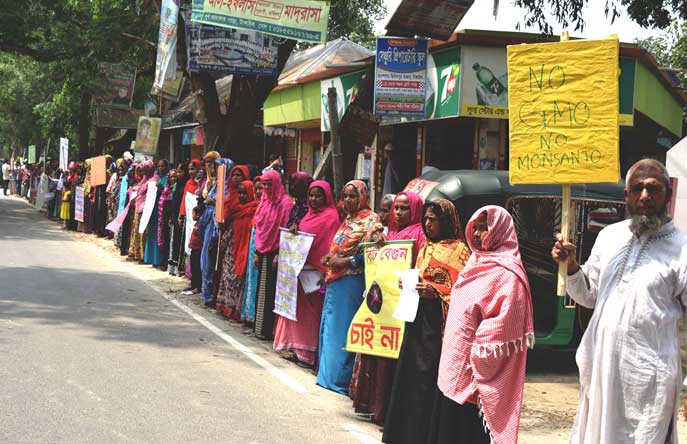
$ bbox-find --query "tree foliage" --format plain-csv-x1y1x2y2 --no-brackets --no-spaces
636,20,687,87
513,0,687,34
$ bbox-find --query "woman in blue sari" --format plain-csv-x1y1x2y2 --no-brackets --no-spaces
196,153,233,307
317,180,378,395
144,159,169,268
240,177,262,323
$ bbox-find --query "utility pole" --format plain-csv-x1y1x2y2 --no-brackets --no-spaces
327,87,343,195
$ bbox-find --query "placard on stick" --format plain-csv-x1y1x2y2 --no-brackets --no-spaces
507,36,620,295
89,155,108,186
507,38,619,184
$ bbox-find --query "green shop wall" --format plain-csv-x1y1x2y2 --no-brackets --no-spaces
634,62,683,137
264,81,321,127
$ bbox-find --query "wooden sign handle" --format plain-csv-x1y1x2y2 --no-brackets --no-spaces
557,184,571,296
556,31,572,298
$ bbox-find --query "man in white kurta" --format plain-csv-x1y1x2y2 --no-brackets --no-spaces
553,159,687,444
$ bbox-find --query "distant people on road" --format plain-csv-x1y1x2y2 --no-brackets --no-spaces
2,159,10,195
552,159,687,444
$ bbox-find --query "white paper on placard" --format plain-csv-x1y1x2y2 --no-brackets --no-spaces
299,265,323,294
138,181,158,234
184,191,198,255
393,268,421,322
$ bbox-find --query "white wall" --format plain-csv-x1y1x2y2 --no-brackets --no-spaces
667,138,687,233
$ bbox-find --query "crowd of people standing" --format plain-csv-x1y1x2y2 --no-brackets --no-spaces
3,151,538,443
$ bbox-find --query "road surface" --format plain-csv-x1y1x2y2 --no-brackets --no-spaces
0,193,382,444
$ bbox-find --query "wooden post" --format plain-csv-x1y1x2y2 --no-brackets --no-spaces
328,87,344,195
557,31,571,297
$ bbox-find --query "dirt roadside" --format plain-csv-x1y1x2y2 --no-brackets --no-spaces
68,227,687,443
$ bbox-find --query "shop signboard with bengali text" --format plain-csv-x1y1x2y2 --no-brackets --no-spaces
460,45,509,119
374,37,428,119
191,0,331,44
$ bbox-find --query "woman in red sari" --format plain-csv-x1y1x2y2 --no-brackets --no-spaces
273,180,339,367
216,165,251,318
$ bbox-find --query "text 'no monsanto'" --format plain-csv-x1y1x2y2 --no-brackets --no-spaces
507,38,620,185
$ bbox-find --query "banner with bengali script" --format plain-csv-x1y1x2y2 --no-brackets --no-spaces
274,228,315,321
507,38,620,184
154,0,180,90
345,240,412,359
374,37,428,119
187,20,278,75
191,0,331,44
74,186,85,222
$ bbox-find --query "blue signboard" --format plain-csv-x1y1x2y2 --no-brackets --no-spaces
374,37,428,118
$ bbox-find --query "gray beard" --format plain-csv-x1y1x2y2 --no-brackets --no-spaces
629,208,670,237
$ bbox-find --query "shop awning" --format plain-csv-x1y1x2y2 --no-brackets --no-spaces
263,81,321,127
635,61,683,137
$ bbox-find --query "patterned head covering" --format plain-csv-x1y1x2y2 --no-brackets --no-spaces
423,198,464,242
343,180,370,213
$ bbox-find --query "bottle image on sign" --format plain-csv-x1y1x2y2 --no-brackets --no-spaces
472,63,508,107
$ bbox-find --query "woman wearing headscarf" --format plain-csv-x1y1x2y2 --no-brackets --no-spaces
316,180,379,395
80,159,92,233
274,179,338,367
157,168,177,267
144,159,169,268
117,162,135,255
92,155,112,237
196,152,232,307
177,159,201,277
129,161,155,262
253,168,293,339
167,162,189,275
429,206,534,444
349,191,426,423
109,159,128,241
240,176,262,323
216,164,251,318
378,193,395,234
384,198,470,444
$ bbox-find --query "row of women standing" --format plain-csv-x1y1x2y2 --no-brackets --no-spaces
59,151,535,444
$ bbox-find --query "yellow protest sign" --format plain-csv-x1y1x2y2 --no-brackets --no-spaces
345,241,412,359
507,38,620,184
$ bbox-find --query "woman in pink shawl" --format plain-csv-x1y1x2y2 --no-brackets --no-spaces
253,168,293,339
431,205,534,444
273,180,339,366
350,191,426,424
128,161,155,261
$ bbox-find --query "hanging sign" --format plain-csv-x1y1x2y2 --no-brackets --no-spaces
191,0,331,44
154,0,180,90
374,37,428,119
345,241,412,359
187,21,278,75
135,117,162,157
59,138,69,171
507,38,620,184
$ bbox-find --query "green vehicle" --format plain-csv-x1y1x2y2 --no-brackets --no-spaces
414,170,626,347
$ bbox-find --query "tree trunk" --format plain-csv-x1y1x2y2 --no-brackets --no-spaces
191,40,297,165
78,91,91,160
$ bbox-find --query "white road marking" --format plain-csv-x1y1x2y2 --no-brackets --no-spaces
120,265,308,395
341,423,383,444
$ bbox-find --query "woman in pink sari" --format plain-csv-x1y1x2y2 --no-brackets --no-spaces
350,191,426,423
430,205,534,444
273,180,339,367
253,169,293,339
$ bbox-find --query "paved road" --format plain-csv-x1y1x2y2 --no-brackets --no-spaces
0,193,382,444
